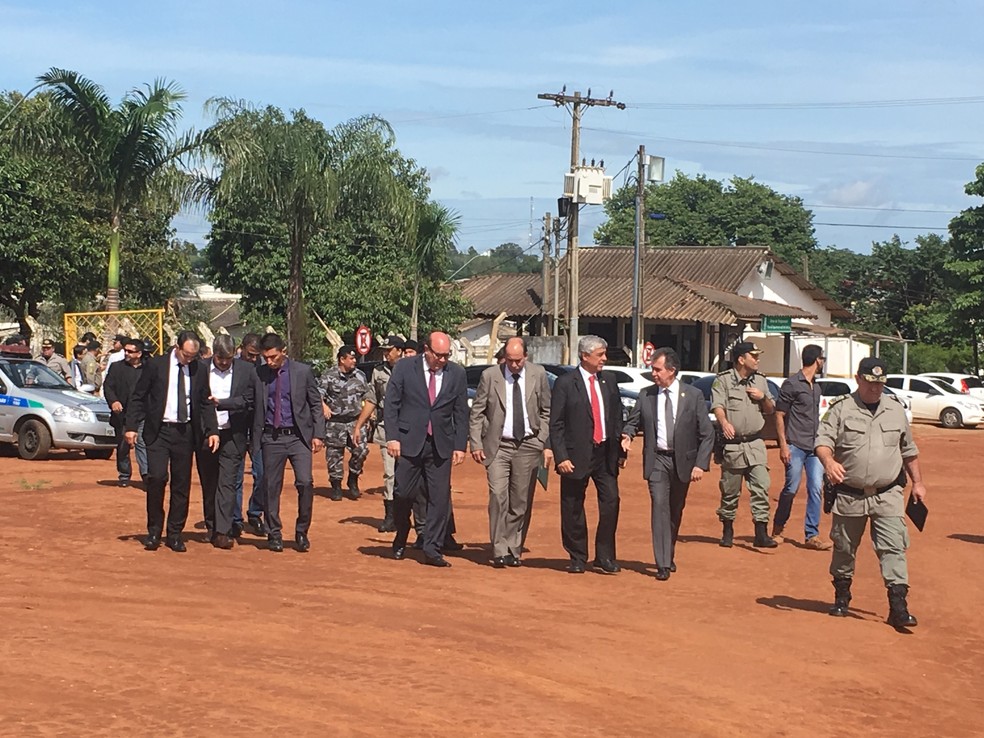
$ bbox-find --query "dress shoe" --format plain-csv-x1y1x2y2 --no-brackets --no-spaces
655,567,671,581
412,538,424,550
492,556,507,569
212,533,234,550
247,516,264,536
393,546,407,560
425,555,452,568
143,534,161,551
670,561,677,573
268,537,284,552
165,535,186,553
592,558,621,574
295,533,310,553
568,561,586,574
230,522,244,539
506,554,522,568
442,536,464,552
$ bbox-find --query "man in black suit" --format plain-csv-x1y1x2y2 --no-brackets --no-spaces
252,332,326,553
125,331,219,552
622,347,714,580
196,335,260,549
384,331,469,567
104,337,148,488
549,335,626,574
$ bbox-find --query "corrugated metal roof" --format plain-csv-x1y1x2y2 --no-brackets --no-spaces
456,245,840,323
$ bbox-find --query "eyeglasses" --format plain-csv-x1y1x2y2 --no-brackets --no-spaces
427,349,451,360
124,349,142,354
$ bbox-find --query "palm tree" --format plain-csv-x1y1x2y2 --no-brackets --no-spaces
410,202,460,340
203,102,415,357
35,68,203,310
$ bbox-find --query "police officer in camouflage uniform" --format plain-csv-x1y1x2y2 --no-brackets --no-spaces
319,345,372,501
711,341,778,549
354,335,404,532
815,356,926,630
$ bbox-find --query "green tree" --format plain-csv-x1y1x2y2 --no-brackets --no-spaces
32,68,204,311
947,162,984,369
595,172,817,266
410,202,459,340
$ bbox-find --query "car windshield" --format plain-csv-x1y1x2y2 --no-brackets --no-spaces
0,360,72,390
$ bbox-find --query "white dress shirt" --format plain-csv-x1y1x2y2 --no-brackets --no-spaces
578,365,606,442
423,356,444,397
657,379,680,451
209,361,234,429
163,350,191,423
502,366,532,440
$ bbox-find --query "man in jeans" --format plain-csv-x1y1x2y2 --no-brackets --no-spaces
771,344,831,550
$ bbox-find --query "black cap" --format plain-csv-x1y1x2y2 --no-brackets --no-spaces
403,339,421,353
41,339,55,348
731,341,763,361
379,335,405,350
857,357,887,383
337,344,357,359
114,334,129,344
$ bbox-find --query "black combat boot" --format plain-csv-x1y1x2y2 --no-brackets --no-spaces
829,577,852,617
346,472,361,500
887,584,918,629
377,499,396,533
753,521,778,548
329,478,344,501
719,520,734,548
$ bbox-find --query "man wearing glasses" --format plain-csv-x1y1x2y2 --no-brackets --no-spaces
771,344,831,550
104,338,148,487
384,331,469,567
234,333,266,536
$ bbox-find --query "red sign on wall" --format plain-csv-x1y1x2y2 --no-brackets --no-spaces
355,325,372,355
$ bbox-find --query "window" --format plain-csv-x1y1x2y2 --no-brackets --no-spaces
821,382,851,396
909,379,937,394
886,377,903,389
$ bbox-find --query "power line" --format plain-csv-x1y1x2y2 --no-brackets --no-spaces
626,95,984,110
813,221,948,231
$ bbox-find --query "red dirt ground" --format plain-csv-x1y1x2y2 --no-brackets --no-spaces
1,424,982,736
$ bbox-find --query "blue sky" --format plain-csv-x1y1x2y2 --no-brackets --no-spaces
2,0,983,260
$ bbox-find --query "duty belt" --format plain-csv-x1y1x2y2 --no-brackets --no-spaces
722,432,761,445
327,413,359,423
835,469,905,497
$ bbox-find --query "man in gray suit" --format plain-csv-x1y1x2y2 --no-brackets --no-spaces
469,337,553,568
253,332,326,553
385,331,469,568
622,347,714,581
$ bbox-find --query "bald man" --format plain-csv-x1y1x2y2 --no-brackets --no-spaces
384,331,469,568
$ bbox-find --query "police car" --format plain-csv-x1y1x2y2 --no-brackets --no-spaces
0,348,117,460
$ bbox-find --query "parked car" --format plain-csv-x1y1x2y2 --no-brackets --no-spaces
690,374,780,443
884,374,983,428
677,370,715,386
815,377,913,424
918,372,984,399
0,356,117,460
537,363,638,422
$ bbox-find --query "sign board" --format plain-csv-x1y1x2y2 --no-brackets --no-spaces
761,315,792,333
642,341,655,367
355,325,372,355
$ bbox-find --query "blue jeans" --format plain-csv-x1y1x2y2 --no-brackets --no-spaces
117,420,147,481
234,444,265,525
773,444,823,540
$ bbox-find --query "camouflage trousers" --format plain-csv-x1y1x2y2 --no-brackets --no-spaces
325,419,370,481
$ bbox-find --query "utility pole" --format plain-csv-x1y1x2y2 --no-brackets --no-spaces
538,88,625,361
631,144,646,367
541,212,552,336
552,217,561,336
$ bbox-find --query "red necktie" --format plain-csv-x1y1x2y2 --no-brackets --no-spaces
427,369,437,435
590,374,603,444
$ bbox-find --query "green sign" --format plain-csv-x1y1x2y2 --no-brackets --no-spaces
761,315,792,333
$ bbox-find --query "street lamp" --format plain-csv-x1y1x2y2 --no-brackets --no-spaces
0,82,45,130
631,149,665,366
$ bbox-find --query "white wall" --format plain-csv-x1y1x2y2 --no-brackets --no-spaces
738,268,832,326
744,332,870,378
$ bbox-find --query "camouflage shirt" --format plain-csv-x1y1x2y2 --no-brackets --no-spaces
319,366,370,419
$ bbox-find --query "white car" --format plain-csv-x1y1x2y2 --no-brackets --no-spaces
677,370,714,386
918,372,984,399
814,377,913,424
884,374,983,428
606,367,656,395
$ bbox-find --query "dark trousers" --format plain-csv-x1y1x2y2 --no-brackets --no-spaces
559,444,620,564
195,430,243,536
393,437,452,559
647,454,691,567
261,429,314,539
234,443,265,524
145,422,195,538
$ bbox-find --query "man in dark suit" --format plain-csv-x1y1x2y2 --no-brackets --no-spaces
252,332,325,553
196,335,260,549
549,335,626,574
384,331,469,568
104,337,148,487
469,337,552,567
622,347,714,580
125,331,219,552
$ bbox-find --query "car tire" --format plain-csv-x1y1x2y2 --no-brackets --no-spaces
939,407,963,429
84,449,114,460
17,419,52,460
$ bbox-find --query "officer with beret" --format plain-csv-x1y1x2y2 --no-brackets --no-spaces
815,356,926,630
711,341,777,548
319,345,372,501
